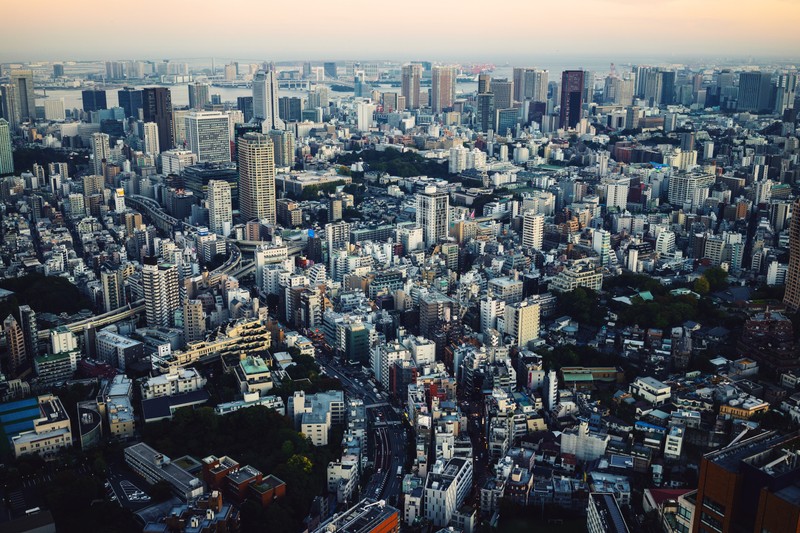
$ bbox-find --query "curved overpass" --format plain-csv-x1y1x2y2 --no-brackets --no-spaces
37,300,146,341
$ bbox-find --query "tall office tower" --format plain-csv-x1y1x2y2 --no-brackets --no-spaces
185,111,231,163
738,71,773,112
416,185,449,248
268,129,295,168
0,83,20,128
207,179,232,236
784,198,800,312
237,96,254,122
323,62,338,80
10,70,35,123
4,314,27,376
100,263,126,313
475,93,495,132
478,74,492,94
48,162,69,180
91,132,110,176
188,82,210,109
18,305,37,359
81,90,107,112
142,256,179,328
142,121,160,155
559,70,585,129
660,70,676,105
493,79,513,110
326,220,351,276
307,86,329,111
526,69,549,102
774,73,798,115
252,70,284,130
504,299,540,347
431,66,456,113
642,70,663,106
118,87,143,119
513,67,527,101
356,101,376,131
53,64,64,78
0,119,13,175
401,64,423,109
522,211,544,250
183,299,206,343
278,96,303,122
382,92,403,112
142,87,174,151
238,132,276,223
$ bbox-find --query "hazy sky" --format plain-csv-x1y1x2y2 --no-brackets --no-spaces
3,0,800,63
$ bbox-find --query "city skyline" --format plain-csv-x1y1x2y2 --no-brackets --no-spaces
3,0,800,62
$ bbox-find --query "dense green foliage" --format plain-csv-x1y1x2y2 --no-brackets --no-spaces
0,273,94,319
554,287,605,326
337,148,449,178
142,406,339,532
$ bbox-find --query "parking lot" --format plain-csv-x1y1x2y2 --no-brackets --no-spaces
105,466,152,510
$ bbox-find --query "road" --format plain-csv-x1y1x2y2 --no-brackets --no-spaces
317,355,407,507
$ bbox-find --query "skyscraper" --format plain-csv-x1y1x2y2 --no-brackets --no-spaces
101,263,126,313
475,93,495,133
560,70,585,129
416,185,449,248
493,79,514,110
10,70,35,123
431,66,456,113
188,82,210,109
142,256,179,328
117,87,142,118
783,198,800,312
185,111,231,163
738,71,773,112
0,83,20,128
504,299,540,347
91,132,110,177
207,179,232,236
4,314,27,376
401,64,423,109
142,87,174,151
142,122,160,155
238,132,276,223
478,74,492,94
82,90,108,112
252,70,284,131
237,96,254,122
268,129,295,169
0,119,13,175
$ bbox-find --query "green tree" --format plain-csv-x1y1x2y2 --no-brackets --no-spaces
693,277,710,294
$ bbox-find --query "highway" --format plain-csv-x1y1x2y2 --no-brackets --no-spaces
317,357,407,507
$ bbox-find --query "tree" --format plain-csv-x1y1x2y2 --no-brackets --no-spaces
704,267,729,292
693,277,710,294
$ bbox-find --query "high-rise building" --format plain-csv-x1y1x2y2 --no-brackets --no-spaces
478,74,492,94
522,211,544,250
43,98,66,121
738,71,773,112
475,93,495,132
142,87,174,151
431,66,456,113
101,263,126,313
0,119,13,175
142,256,179,328
278,96,303,122
118,87,143,119
4,314,27,376
252,70,284,131
525,69,549,102
207,179,232,236
185,111,231,163
91,132,110,176
82,90,108,112
416,185,449,248
18,305,38,360
183,299,206,344
10,70,35,123
560,70,585,129
237,96,254,122
238,132,276,223
142,122,160,155
53,64,64,78
493,79,513,110
784,198,800,312
267,129,295,169
323,62,338,80
188,82,210,109
0,83,20,128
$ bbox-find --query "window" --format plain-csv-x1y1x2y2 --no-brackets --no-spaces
702,496,725,516
700,511,723,532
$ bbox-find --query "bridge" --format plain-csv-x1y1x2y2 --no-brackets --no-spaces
37,300,146,341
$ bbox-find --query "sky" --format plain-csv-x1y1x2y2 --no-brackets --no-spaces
3,0,800,64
